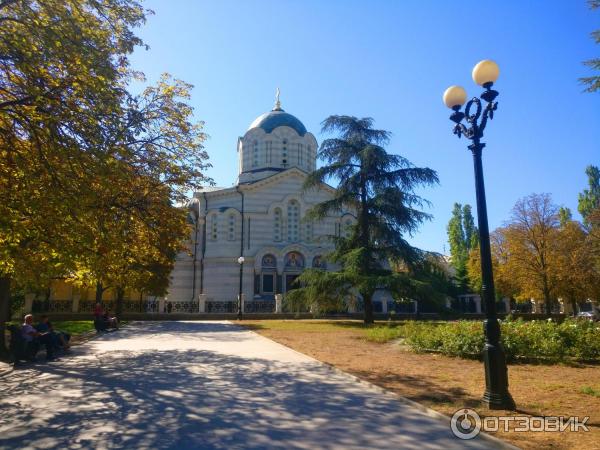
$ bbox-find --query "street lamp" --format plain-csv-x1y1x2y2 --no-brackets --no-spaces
443,60,516,410
237,256,245,320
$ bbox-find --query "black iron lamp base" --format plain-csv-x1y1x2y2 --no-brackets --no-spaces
482,338,516,410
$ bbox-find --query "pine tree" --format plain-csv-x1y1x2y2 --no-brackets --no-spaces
288,116,438,324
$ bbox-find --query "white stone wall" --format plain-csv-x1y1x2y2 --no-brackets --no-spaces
167,169,351,303
238,126,318,183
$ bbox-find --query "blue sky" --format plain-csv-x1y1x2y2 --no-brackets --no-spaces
130,0,599,254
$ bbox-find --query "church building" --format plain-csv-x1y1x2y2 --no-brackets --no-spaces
165,95,354,312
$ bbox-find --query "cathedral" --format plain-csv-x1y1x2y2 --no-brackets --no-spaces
165,95,354,312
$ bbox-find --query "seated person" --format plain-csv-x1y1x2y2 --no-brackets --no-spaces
103,310,119,329
21,314,55,360
36,315,70,350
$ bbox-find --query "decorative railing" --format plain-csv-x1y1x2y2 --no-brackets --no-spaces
32,299,72,313
79,300,116,313
172,301,199,313
244,300,275,313
206,301,235,313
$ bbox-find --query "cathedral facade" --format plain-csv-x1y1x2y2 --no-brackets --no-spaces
165,99,354,311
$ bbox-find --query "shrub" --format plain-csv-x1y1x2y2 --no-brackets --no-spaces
389,318,600,362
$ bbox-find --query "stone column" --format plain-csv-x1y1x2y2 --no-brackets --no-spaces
412,300,418,314
275,294,283,314
531,299,539,314
502,297,511,314
239,293,245,314
445,297,452,309
198,294,207,313
474,295,482,314
159,297,166,314
72,292,81,313
24,293,35,313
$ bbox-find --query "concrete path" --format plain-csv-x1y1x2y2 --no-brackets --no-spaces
0,321,508,449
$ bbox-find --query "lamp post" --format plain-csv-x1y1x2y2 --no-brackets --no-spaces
443,60,515,410
237,256,245,320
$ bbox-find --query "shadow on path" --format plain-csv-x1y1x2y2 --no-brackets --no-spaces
0,321,503,450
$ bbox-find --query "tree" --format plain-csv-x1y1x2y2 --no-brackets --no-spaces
0,0,148,356
578,165,600,227
288,116,438,324
0,2,211,356
446,203,478,291
554,219,599,313
581,0,600,92
501,194,560,315
559,206,572,226
467,229,517,300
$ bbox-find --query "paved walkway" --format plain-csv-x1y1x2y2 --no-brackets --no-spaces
0,322,508,449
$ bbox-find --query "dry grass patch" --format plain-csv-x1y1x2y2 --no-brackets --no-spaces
242,319,600,450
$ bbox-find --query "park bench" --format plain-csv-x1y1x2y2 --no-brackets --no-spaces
8,324,40,364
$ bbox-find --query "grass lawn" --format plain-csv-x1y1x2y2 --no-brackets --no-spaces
242,319,600,450
52,321,97,336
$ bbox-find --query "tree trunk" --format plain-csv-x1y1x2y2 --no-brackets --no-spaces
542,279,552,318
570,298,578,316
116,286,124,316
95,281,104,305
0,276,12,359
363,294,374,325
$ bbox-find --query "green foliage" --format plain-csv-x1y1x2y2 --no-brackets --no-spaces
580,386,600,397
363,323,405,343
558,207,572,226
581,0,600,92
0,1,212,328
446,203,478,291
578,165,600,227
392,318,600,362
288,116,438,323
51,321,96,336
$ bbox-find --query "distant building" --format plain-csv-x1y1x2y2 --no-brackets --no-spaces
165,95,354,311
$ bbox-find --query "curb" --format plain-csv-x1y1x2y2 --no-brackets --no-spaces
235,321,520,450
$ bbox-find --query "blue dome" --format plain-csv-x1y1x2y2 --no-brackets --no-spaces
248,108,307,136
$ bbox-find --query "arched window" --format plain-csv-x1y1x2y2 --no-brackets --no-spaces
209,214,218,241
262,254,277,268
304,219,312,242
273,208,282,241
227,214,236,241
312,255,326,269
343,218,353,238
284,252,305,269
282,139,288,168
287,200,300,242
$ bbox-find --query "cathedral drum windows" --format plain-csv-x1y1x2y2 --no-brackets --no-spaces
227,214,236,241
209,214,218,240
282,139,288,168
